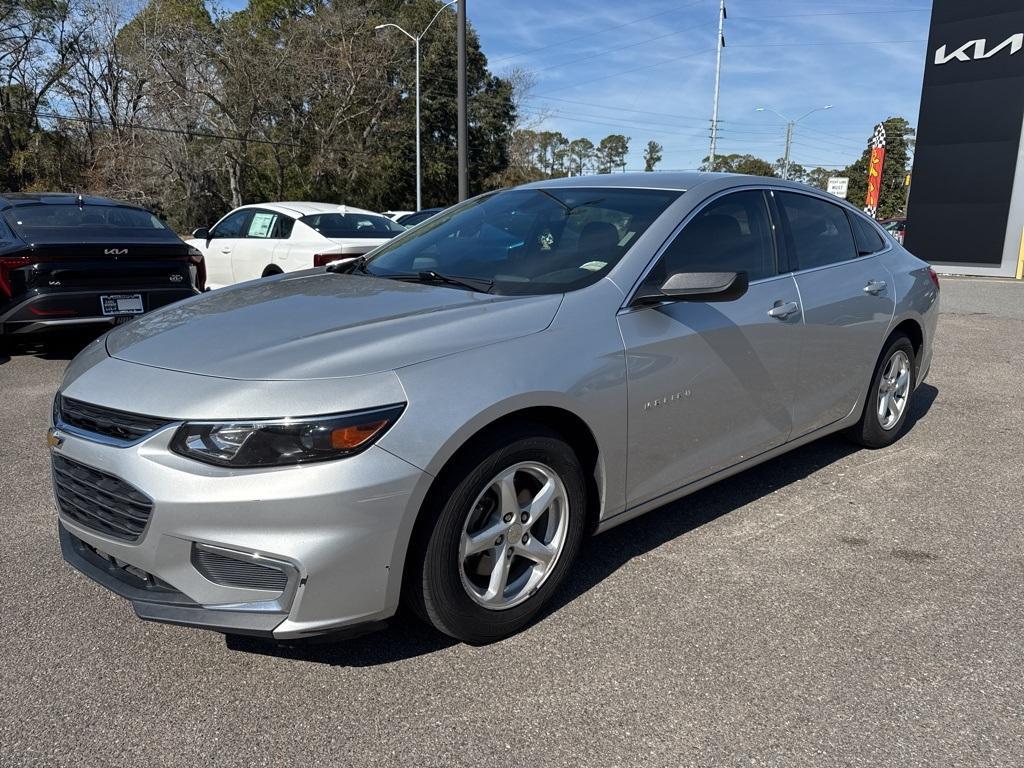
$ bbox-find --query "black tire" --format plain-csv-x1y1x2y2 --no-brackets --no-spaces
405,426,587,644
846,333,916,448
261,265,283,278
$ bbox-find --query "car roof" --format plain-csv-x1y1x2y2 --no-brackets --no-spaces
235,201,382,218
0,192,140,211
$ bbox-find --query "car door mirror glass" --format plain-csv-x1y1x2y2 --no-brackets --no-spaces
192,227,209,240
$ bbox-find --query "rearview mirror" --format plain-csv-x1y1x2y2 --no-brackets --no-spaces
634,271,748,305
191,227,210,240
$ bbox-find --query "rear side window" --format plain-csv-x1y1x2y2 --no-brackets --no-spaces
647,190,777,286
246,211,280,239
778,192,857,270
849,213,886,255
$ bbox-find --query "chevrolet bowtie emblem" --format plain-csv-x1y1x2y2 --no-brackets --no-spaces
47,428,64,448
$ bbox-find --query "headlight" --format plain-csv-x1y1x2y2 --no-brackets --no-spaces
169,404,405,468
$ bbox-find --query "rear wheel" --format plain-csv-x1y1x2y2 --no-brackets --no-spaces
406,428,586,644
847,334,915,448
261,265,283,278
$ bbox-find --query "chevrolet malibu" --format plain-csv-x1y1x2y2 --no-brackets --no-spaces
51,173,939,644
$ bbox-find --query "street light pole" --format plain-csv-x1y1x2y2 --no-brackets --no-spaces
375,0,458,211
708,0,726,169
457,0,468,201
755,105,832,180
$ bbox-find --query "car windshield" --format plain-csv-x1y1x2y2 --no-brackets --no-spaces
303,212,405,238
365,187,681,295
3,204,168,240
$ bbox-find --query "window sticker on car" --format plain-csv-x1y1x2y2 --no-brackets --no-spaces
248,213,277,238
579,261,607,271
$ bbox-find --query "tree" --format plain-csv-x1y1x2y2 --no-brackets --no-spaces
805,167,832,191
596,134,629,173
775,158,806,183
838,116,914,219
643,140,662,172
702,153,777,177
567,137,593,176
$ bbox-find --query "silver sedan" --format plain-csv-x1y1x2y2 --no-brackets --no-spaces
50,173,939,644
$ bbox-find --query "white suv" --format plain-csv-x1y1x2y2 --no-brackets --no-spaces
188,202,405,288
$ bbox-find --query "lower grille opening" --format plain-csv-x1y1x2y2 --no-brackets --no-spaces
191,547,289,592
52,454,153,542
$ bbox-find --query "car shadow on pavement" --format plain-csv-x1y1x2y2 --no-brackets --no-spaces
1,328,105,364
227,383,938,667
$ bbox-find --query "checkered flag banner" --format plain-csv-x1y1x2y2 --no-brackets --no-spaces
863,123,887,217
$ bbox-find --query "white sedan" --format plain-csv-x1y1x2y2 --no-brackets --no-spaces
188,202,406,288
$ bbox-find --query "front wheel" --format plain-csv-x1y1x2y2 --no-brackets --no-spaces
407,428,587,644
847,334,916,448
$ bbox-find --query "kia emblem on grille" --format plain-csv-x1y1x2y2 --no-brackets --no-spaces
104,248,128,255
169,274,183,282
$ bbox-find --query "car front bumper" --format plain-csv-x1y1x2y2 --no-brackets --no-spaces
52,422,430,639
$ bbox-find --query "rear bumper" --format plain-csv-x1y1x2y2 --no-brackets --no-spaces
1,287,198,334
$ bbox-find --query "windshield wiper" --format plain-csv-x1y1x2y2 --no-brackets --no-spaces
325,255,369,274
383,270,493,293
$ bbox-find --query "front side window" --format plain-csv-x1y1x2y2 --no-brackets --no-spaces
305,213,405,238
643,190,777,290
365,187,681,295
778,192,857,270
210,210,252,239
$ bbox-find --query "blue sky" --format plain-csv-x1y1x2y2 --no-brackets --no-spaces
221,0,933,171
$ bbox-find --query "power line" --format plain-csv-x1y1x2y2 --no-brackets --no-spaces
485,0,709,68
730,8,931,21
728,38,926,48
10,108,306,149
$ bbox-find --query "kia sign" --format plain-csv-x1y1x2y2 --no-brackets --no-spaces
826,177,849,199
934,33,1022,65
905,0,1024,276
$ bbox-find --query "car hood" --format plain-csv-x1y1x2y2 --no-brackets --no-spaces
105,270,562,380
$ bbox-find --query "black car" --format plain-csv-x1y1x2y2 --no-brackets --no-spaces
0,193,204,342
395,207,445,227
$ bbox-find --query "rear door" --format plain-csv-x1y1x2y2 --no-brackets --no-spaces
618,189,802,506
776,191,895,437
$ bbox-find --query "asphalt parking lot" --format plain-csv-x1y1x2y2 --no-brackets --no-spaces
2,276,1023,766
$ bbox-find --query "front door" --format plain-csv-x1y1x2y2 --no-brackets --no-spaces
618,189,801,508
202,209,252,288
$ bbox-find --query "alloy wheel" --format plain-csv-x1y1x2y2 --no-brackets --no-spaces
877,349,911,431
458,461,569,610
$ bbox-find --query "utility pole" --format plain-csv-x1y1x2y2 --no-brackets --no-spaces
708,0,726,170
756,104,833,180
781,121,793,180
457,0,468,201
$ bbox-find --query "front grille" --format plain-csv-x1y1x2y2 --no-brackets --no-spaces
192,548,289,592
52,454,153,542
58,396,171,443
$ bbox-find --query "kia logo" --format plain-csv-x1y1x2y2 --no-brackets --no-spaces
104,248,128,255
169,274,183,282
935,33,1022,65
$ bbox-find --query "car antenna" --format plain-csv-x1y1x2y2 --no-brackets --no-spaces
76,193,84,209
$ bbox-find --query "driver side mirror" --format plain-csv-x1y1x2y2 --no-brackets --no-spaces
191,227,210,240
634,271,748,305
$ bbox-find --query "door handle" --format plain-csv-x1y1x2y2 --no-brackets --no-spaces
220,247,232,254
864,280,887,295
768,300,799,320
